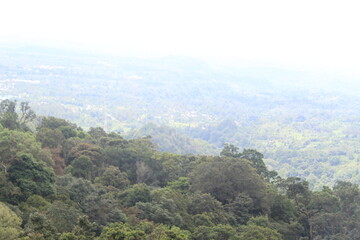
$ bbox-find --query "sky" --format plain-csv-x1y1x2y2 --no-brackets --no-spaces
1,0,360,74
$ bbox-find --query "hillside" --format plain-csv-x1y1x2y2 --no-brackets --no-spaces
1,46,360,188
0,104,360,239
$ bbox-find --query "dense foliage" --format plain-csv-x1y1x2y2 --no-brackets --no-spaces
0,101,359,239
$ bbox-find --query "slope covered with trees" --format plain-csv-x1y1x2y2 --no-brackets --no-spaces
1,46,359,188
0,100,359,240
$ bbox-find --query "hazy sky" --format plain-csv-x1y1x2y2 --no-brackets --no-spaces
1,0,360,73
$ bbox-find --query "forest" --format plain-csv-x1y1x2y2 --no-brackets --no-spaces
1,46,360,189
1,99,360,240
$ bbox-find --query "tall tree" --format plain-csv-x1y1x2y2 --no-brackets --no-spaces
19,101,36,126
220,144,278,181
0,99,36,130
0,99,19,130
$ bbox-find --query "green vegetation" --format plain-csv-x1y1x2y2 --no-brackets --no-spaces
0,100,359,239
0,202,23,240
1,47,360,188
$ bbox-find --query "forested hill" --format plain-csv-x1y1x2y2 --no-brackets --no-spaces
1,46,360,188
1,102,360,240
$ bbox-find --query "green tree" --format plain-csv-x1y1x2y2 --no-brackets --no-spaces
0,171,21,203
239,149,269,178
0,202,23,240
59,232,81,240
38,116,77,131
20,195,51,214
36,128,65,148
82,193,127,227
0,126,48,173
280,177,329,240
270,194,296,223
88,127,107,139
56,176,126,227
71,215,97,240
333,181,360,217
45,201,82,233
68,143,104,167
136,188,191,228
0,99,19,130
59,125,77,139
224,193,255,224
118,184,152,207
69,155,96,180
62,137,85,162
95,166,130,190
136,201,184,228
0,99,36,130
220,144,240,158
8,154,55,202
18,101,36,126
25,212,57,240
55,176,95,207
190,156,271,213
152,152,195,186
192,224,238,240
148,225,190,240
98,222,146,240
220,145,277,181
167,177,190,194
188,192,222,215
104,138,156,184
238,225,282,240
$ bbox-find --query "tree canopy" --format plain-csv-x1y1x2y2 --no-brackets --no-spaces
0,108,359,239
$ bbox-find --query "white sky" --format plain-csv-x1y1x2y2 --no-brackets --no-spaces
1,0,360,73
